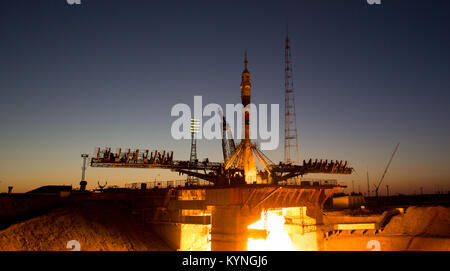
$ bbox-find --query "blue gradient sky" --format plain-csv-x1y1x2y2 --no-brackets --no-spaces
0,0,449,194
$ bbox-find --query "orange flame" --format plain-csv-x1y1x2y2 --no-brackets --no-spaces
247,210,294,251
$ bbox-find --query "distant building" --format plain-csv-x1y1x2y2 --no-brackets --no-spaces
332,194,365,209
26,185,72,198
80,180,87,192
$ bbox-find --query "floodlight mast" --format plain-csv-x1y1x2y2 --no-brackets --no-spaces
187,118,201,185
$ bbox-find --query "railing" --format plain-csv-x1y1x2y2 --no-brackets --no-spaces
281,178,338,186
125,179,214,189
125,178,340,189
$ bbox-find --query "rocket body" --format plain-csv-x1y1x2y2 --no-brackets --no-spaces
240,53,252,143
240,53,257,183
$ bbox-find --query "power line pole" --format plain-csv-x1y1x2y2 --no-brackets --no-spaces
80,154,89,191
81,154,88,182
367,169,370,197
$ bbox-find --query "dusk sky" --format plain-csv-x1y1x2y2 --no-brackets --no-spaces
0,0,449,194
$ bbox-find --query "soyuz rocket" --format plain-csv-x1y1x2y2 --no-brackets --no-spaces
240,52,257,183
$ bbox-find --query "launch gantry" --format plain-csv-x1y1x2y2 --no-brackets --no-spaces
90,52,353,186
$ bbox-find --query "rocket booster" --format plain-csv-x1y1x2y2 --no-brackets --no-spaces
240,52,252,142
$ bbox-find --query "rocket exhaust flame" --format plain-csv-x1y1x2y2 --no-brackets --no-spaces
247,207,320,251
247,209,294,251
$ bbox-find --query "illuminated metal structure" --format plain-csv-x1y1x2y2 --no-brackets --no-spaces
219,109,236,165
91,149,352,184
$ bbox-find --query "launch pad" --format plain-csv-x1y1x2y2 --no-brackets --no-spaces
102,183,344,251
88,52,353,250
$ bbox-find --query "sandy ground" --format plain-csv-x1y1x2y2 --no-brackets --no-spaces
324,206,450,251
1,203,448,251
0,201,172,251
383,206,450,237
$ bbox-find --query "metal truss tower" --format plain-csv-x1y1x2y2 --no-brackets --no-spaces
187,118,200,185
284,33,300,165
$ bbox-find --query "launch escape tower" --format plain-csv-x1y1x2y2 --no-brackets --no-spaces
284,33,300,165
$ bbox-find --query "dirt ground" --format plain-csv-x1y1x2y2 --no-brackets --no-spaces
324,206,450,251
0,201,172,251
1,203,448,251
383,206,450,237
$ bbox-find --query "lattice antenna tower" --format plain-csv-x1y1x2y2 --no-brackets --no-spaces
284,29,300,164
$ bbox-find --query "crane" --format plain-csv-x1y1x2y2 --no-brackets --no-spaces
374,142,400,197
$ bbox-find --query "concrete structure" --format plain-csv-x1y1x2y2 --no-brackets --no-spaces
133,184,344,251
